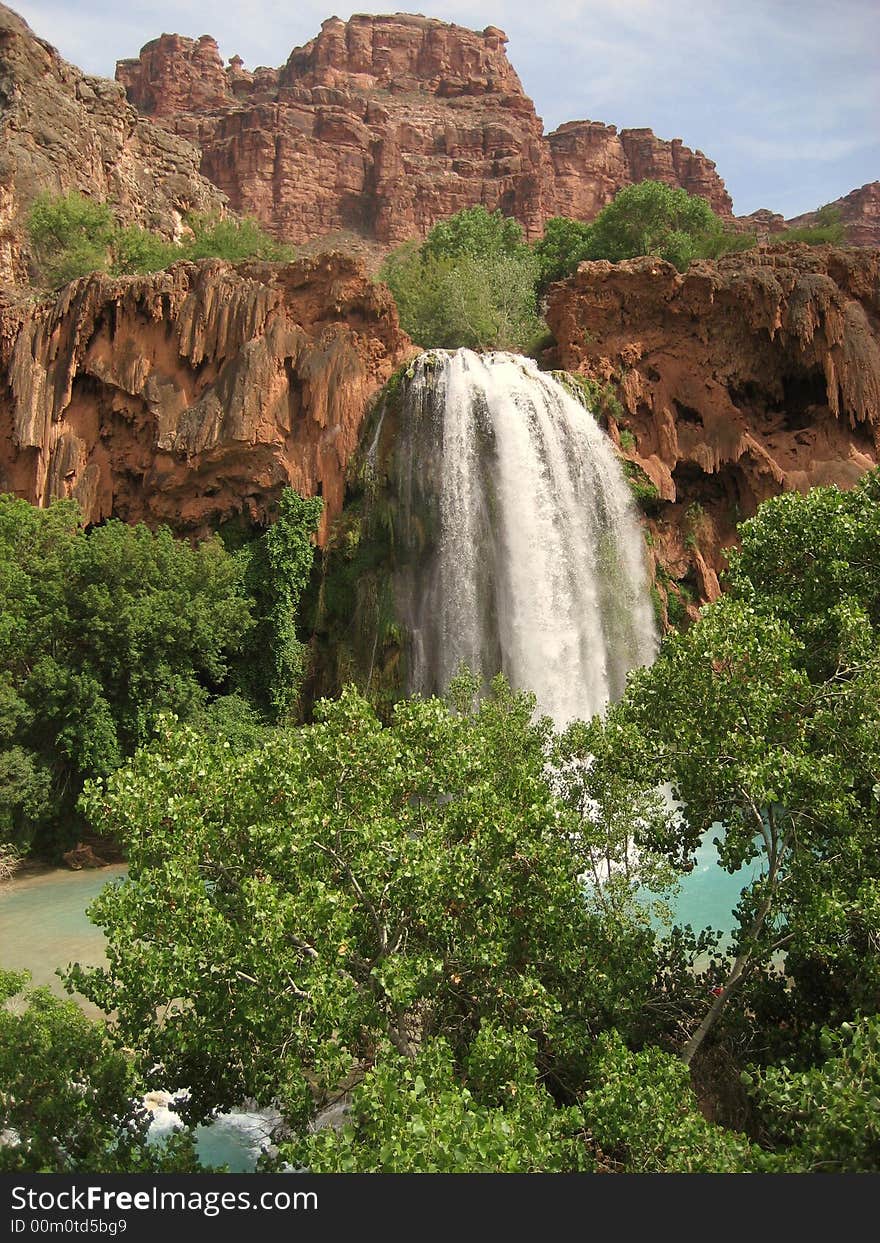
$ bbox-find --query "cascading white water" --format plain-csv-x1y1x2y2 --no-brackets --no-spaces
394,349,658,726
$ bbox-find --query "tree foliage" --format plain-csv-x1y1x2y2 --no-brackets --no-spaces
533,183,754,285
0,496,252,849
25,193,293,290
623,469,880,1063
295,1028,592,1172
0,970,205,1172
533,216,594,292
748,1015,880,1171
71,675,662,1132
582,1032,759,1171
380,208,544,351
184,213,295,264
0,488,323,850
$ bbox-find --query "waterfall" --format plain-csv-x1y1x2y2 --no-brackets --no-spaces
393,349,658,726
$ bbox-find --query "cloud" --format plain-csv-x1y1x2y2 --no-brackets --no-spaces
737,135,873,163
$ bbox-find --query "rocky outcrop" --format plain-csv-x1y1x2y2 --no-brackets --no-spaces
0,254,411,541
0,4,227,286
733,208,787,242
116,14,734,247
546,245,880,613
787,182,880,249
548,121,732,223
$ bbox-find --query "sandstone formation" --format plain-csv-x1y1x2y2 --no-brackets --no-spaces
546,244,880,611
787,181,880,249
116,14,733,248
0,254,411,541
0,5,228,286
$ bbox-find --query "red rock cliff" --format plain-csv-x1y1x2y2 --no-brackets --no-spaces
0,254,411,541
0,4,227,286
546,245,880,612
116,14,733,247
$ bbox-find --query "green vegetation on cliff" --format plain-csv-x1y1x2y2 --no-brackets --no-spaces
535,181,753,288
380,207,545,352
26,192,294,289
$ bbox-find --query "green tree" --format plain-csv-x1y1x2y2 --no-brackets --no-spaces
294,1028,592,1172
584,181,751,272
419,205,528,264
380,208,544,351
0,496,253,849
110,224,178,276
0,970,205,1172
582,1031,759,1171
623,470,880,1064
748,1015,880,1171
533,216,595,293
236,489,323,721
71,675,658,1130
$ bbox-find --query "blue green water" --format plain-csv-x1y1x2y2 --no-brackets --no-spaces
0,865,125,1017
0,866,273,1171
669,832,762,933
0,840,757,1001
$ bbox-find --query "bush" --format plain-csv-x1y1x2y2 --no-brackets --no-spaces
583,1032,759,1171
111,224,178,276
184,213,295,263
782,204,846,246
25,194,295,290
26,192,115,287
380,208,545,351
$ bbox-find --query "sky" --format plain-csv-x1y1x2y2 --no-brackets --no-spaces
12,0,880,219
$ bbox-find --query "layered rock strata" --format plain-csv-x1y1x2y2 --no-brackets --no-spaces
116,14,733,246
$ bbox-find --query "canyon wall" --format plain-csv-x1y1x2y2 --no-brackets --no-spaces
115,14,733,248
0,4,227,286
787,181,880,249
0,254,411,541
546,244,880,614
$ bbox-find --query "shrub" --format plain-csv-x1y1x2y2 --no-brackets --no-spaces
26,192,114,286
110,224,178,276
25,194,296,290
380,208,545,352
782,204,846,246
183,213,295,263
